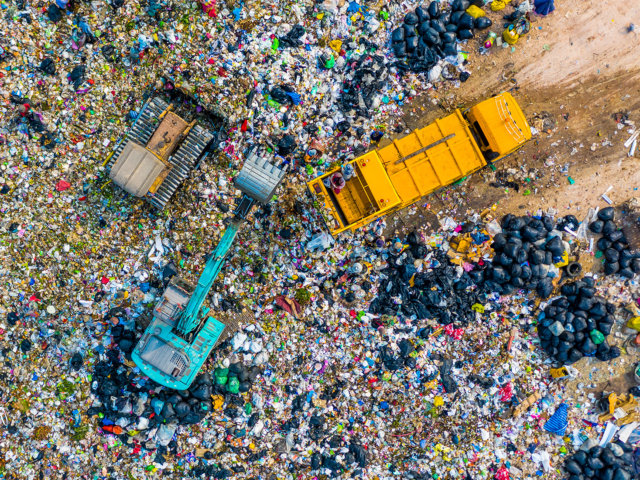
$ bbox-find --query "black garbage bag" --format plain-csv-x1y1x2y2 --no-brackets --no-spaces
415,6,429,21
277,134,296,155
279,24,305,49
398,339,414,357
608,345,621,360
7,311,18,326
604,261,620,275
391,27,405,44
536,277,553,298
573,450,588,466
311,453,322,470
604,248,620,263
404,11,419,25
422,30,440,46
457,13,475,29
161,402,176,419
588,456,605,470
607,230,624,243
191,383,212,401
598,207,615,222
20,339,31,352
406,36,419,52
270,86,292,104
445,11,464,24
441,31,457,44
565,461,582,475
349,443,367,467
430,18,446,34
597,237,612,251
323,457,344,472
529,248,546,265
393,42,407,57
47,4,63,22
441,375,458,393
602,220,617,236
101,44,119,63
589,220,604,233
457,29,474,40
70,352,83,370
475,17,492,29
68,65,86,89
40,58,56,75
581,337,597,355
427,1,439,18
174,401,191,418
492,233,507,250
521,225,540,242
545,236,564,256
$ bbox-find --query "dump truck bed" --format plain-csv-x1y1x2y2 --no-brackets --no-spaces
377,109,487,204
309,109,487,235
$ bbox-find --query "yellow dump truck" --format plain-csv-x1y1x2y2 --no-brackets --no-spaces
308,92,531,235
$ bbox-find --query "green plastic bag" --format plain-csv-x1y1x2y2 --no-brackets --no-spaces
325,55,335,69
590,329,605,345
214,367,229,385
227,377,240,394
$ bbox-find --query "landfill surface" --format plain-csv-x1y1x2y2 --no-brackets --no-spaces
1,0,640,478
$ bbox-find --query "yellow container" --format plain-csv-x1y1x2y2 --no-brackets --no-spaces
503,27,520,45
627,316,640,331
466,5,485,18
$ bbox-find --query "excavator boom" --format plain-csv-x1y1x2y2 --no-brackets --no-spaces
131,149,286,390
176,220,240,335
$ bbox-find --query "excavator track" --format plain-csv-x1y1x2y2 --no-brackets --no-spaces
106,96,169,171
148,124,214,210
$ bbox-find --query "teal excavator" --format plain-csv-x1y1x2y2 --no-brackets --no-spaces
132,150,286,390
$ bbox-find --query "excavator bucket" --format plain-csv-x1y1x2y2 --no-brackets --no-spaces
234,151,287,204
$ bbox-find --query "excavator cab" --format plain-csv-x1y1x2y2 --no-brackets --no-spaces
132,150,286,390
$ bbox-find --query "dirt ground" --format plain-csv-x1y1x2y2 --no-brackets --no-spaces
384,0,640,230
386,0,640,397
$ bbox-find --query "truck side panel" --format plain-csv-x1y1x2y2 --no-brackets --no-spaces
378,110,486,205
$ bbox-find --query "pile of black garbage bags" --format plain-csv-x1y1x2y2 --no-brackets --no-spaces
590,207,640,278
564,441,636,480
537,278,619,364
369,231,480,324
470,214,567,298
391,0,492,73
339,51,388,116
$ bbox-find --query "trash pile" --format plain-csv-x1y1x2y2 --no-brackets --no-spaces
590,207,640,278
476,214,568,298
537,278,619,364
564,441,637,480
90,325,262,439
391,0,493,76
369,231,481,324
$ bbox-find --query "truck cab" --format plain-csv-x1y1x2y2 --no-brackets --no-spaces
463,92,531,162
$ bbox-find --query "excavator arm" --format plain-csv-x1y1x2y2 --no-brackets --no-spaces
131,149,286,390
176,217,241,335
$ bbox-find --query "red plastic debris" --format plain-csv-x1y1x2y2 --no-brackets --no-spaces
56,180,71,191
